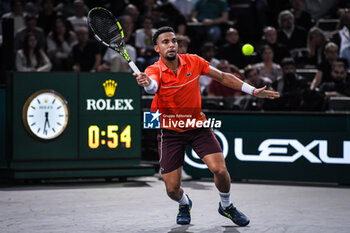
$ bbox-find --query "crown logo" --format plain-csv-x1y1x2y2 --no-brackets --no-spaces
103,79,117,97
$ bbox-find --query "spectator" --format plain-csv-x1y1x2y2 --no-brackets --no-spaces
149,5,167,30
218,28,248,69
303,0,341,20
124,4,141,29
72,26,101,72
208,59,243,97
37,0,57,36
164,3,187,34
67,0,88,32
14,13,46,51
199,42,220,95
320,61,350,99
177,34,191,54
24,0,41,15
266,57,308,110
47,17,77,71
119,15,135,46
332,10,350,66
191,0,229,43
289,0,313,31
137,0,157,18
1,0,26,35
310,42,340,90
135,16,158,71
253,45,282,83
277,10,307,52
244,64,272,88
54,0,75,18
239,64,272,110
260,26,290,64
157,3,187,35
304,27,328,68
16,32,52,71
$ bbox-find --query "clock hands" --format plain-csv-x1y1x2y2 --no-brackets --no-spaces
46,112,50,128
43,112,50,135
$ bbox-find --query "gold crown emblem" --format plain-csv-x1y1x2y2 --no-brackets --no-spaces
103,79,117,97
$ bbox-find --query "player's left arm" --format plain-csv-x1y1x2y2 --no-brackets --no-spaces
207,65,280,99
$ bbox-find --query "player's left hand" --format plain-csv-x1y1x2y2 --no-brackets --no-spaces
253,86,280,99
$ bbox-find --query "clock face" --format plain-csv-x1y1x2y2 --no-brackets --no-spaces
22,90,69,140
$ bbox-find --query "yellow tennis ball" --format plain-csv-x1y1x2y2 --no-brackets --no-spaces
242,44,254,56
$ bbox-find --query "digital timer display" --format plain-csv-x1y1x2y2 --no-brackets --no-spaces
88,125,131,149
79,116,140,159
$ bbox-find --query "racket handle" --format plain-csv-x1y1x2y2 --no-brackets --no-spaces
128,61,141,74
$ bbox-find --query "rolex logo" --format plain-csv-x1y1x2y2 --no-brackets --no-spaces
103,79,117,97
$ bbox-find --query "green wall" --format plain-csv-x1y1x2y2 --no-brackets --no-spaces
0,88,5,167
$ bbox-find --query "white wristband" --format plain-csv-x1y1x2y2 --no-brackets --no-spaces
144,79,158,94
241,83,256,95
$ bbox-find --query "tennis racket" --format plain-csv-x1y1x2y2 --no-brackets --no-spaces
87,7,140,74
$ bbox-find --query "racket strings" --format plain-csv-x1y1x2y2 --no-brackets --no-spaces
89,10,123,47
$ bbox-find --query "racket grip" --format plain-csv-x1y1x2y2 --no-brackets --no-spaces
128,61,141,74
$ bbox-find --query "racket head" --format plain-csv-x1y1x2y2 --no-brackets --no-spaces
88,7,130,61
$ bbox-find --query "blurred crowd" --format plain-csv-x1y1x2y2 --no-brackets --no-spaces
1,0,350,111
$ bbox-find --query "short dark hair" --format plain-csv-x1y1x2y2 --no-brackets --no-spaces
281,57,295,67
177,34,191,46
152,26,175,45
201,42,216,53
332,61,346,71
259,44,273,56
244,64,258,78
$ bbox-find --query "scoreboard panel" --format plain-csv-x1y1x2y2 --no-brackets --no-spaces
6,72,151,179
78,73,140,159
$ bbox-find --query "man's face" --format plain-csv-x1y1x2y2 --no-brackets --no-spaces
324,46,338,61
264,29,277,44
123,16,133,28
331,66,347,81
74,2,85,16
27,18,37,30
155,32,178,61
178,43,188,54
203,48,215,60
225,29,239,44
282,64,295,75
143,18,153,30
281,14,294,30
77,28,89,42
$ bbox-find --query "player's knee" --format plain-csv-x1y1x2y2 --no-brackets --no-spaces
211,166,228,177
166,185,180,197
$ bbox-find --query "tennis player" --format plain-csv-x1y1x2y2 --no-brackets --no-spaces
133,26,280,226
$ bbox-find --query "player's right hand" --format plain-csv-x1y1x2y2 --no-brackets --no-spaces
133,72,150,87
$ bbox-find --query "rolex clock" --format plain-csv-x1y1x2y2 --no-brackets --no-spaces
22,89,69,140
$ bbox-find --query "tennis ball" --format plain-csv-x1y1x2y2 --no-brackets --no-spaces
242,44,254,56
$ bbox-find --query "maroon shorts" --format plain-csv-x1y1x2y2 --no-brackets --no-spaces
157,128,222,174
